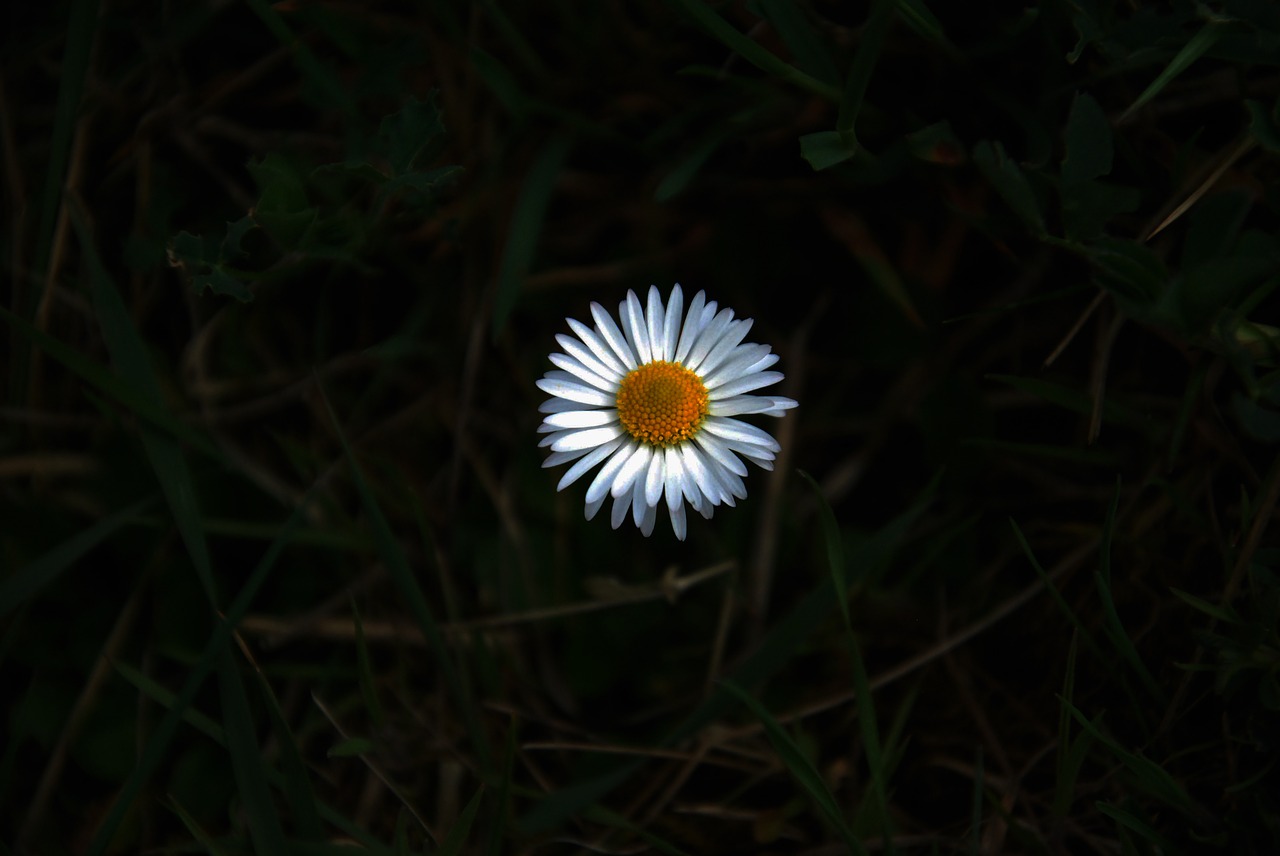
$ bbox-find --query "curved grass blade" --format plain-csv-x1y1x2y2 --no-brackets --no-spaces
75,208,289,854
317,381,490,769
0,496,154,619
1120,23,1228,123
519,474,938,833
665,0,840,101
723,680,865,855
800,469,891,846
438,787,485,856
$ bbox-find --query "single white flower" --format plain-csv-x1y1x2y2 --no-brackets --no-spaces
537,284,797,540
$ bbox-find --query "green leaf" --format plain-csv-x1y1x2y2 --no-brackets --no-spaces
800,130,859,171
377,96,446,176
722,680,865,855
1245,98,1280,153
1062,93,1113,187
973,140,1045,234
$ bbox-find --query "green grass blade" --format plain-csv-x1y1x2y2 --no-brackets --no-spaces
87,497,312,855
438,787,485,856
800,471,891,843
112,660,226,744
665,0,840,101
216,651,290,854
243,0,357,119
1096,801,1175,852
249,666,325,841
1120,23,1227,122
168,797,232,856
1064,702,1195,812
1052,631,1089,820
723,680,865,855
798,470,848,626
351,599,386,728
1095,480,1165,705
0,496,153,619
492,134,572,337
1008,518,1102,660
753,0,840,85
25,0,97,333
518,475,939,833
836,0,894,139
0,306,220,459
317,383,490,770
1169,587,1239,624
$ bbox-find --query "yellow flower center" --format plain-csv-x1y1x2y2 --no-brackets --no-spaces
615,360,709,447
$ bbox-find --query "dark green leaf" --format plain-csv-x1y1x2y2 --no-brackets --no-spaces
973,140,1046,234
800,130,859,171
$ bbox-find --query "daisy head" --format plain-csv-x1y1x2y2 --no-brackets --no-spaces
537,284,797,540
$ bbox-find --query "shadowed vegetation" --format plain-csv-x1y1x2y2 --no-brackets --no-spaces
3,1,1279,853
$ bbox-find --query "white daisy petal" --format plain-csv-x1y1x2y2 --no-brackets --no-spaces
711,370,786,399
611,443,652,498
536,376,615,407
760,396,799,416
632,476,649,528
692,318,753,377
590,302,638,370
549,353,618,392
693,433,749,478
585,441,640,505
585,490,607,521
551,424,625,453
702,344,771,389
662,284,683,361
623,290,652,364
679,442,721,506
702,416,783,452
557,437,625,490
611,487,632,529
646,285,667,362
566,319,629,377
639,494,658,536
674,289,707,363
668,496,687,540
542,447,594,468
684,308,736,375
539,285,796,538
539,396,587,414
708,396,783,417
644,449,665,508
557,334,622,384
541,409,618,430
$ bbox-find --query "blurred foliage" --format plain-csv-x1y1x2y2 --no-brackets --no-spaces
3,0,1280,853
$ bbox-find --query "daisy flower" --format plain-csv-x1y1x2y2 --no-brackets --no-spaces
536,284,797,540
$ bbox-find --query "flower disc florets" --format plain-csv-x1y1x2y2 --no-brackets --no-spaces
616,361,709,447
